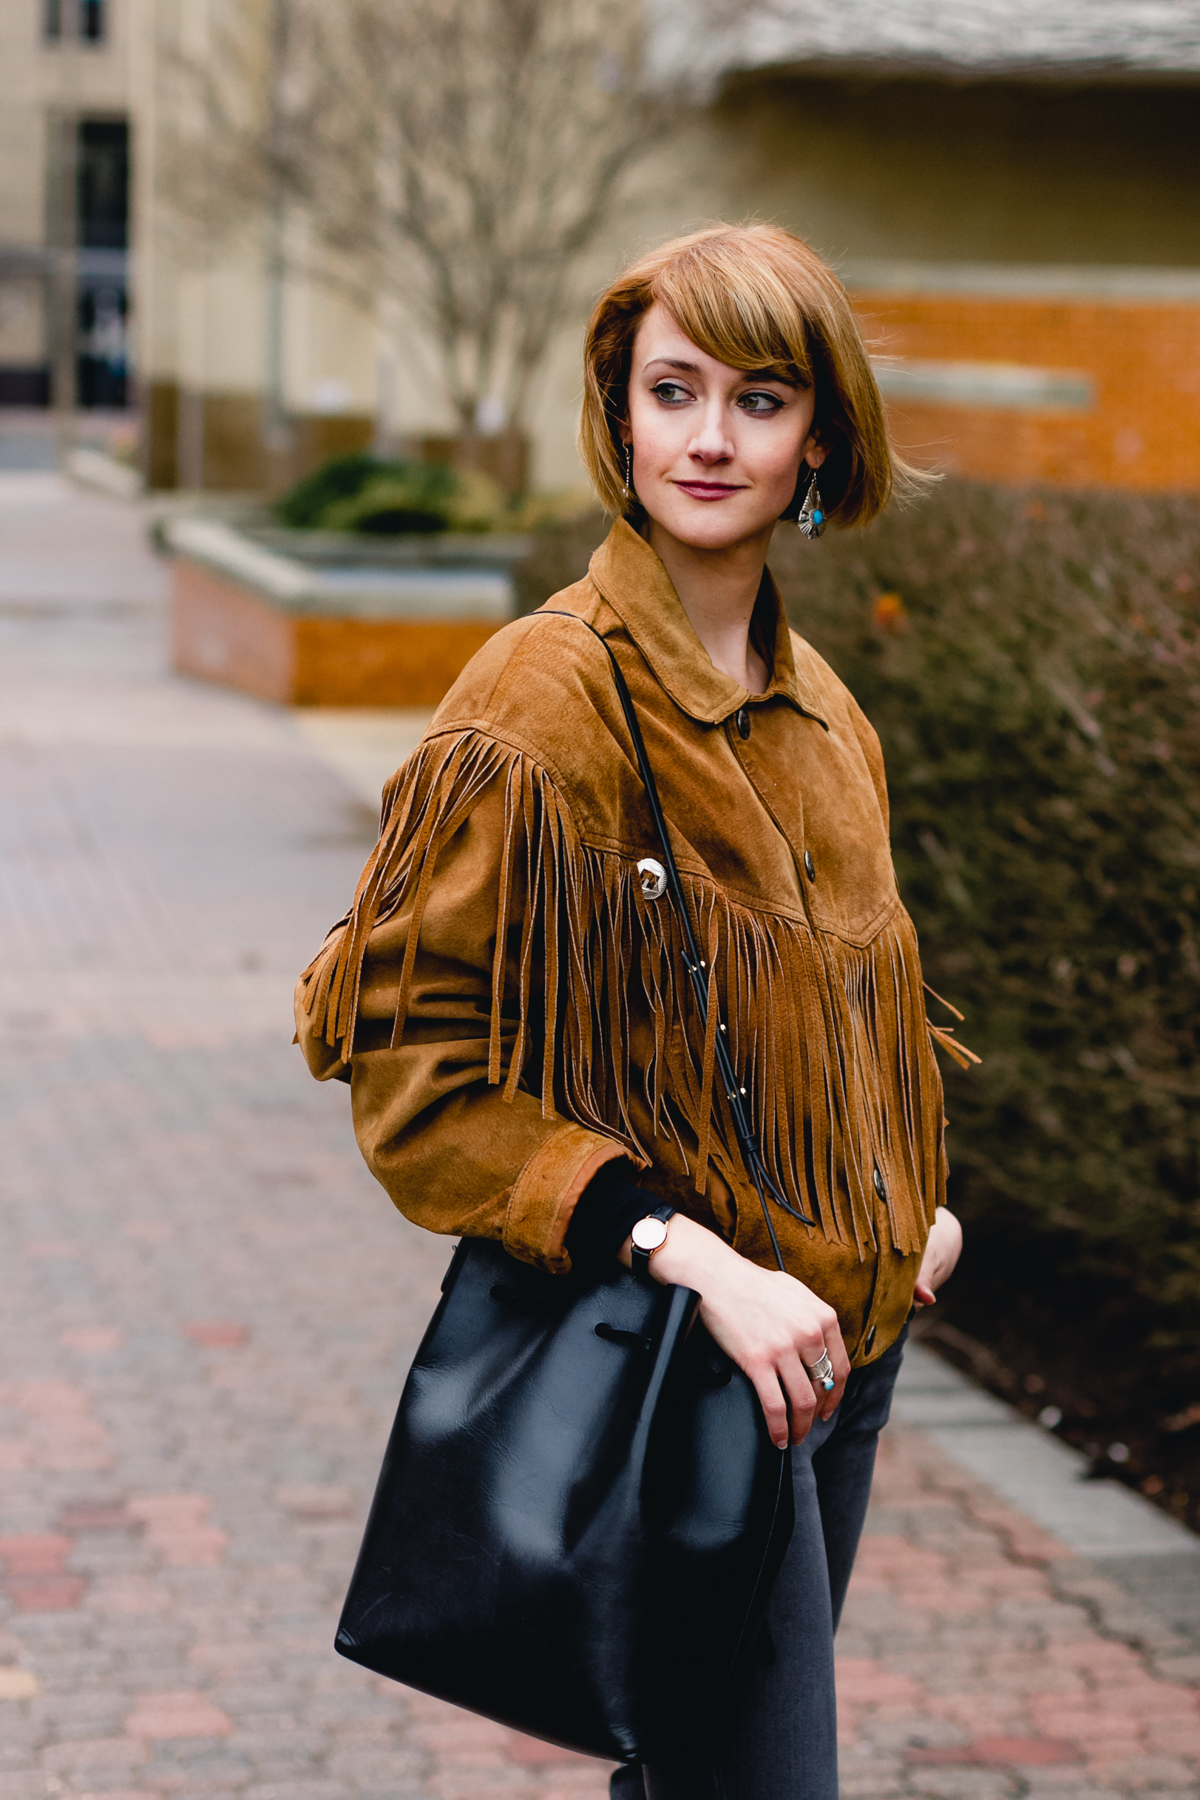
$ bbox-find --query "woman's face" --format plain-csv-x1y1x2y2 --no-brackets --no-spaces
622,303,826,554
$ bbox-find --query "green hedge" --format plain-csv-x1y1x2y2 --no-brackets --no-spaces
519,484,1200,1343
275,452,504,534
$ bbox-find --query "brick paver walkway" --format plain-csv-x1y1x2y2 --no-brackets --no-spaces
3,476,1199,1799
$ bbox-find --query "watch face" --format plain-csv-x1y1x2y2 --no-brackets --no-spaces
631,1216,669,1254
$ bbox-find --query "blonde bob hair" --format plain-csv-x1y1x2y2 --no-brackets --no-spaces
580,222,915,529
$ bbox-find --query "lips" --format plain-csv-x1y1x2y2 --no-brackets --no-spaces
674,482,743,500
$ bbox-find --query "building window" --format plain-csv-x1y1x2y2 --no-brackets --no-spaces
44,0,107,43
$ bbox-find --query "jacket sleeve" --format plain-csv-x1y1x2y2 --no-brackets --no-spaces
294,733,632,1273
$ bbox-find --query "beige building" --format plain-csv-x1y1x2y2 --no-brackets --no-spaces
3,0,1200,493
0,0,380,481
0,0,139,414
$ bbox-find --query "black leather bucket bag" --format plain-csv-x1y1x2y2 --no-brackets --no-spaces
335,619,801,1763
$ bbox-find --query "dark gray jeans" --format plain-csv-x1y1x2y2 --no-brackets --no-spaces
611,1328,906,1800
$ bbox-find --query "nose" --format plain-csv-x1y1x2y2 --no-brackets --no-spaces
687,396,735,466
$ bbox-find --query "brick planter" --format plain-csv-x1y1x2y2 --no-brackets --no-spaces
163,518,526,707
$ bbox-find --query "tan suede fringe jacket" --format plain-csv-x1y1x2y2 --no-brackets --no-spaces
296,520,965,1365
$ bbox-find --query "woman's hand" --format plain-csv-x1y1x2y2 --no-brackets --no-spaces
621,1213,849,1449
913,1206,963,1307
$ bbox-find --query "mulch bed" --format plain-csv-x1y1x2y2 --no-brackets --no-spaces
919,1263,1200,1535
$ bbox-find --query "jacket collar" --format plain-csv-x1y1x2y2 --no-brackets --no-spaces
586,519,827,727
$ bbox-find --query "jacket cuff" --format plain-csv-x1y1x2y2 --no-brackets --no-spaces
503,1125,632,1273
564,1166,655,1277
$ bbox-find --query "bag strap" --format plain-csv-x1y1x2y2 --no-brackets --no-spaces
540,611,815,1268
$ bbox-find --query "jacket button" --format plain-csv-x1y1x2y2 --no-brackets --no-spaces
864,1326,877,1354
872,1165,887,1201
736,706,751,739
803,850,816,882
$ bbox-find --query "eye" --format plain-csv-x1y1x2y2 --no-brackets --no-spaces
650,381,692,405
738,390,785,415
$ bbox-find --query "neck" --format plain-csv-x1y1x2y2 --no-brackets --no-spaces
646,520,773,695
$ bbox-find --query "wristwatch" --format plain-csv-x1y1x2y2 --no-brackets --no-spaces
630,1204,676,1280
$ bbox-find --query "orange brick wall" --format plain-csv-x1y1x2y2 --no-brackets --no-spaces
170,557,502,706
851,291,1200,490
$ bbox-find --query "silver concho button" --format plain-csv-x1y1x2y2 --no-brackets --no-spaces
637,858,668,900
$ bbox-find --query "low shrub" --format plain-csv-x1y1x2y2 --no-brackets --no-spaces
275,452,504,534
518,483,1200,1347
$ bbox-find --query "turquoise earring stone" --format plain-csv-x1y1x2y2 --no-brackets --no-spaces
797,473,826,539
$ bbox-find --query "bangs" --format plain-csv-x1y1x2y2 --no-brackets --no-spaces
651,241,815,388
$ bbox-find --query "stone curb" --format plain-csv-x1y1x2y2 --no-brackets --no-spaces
896,1341,1200,1662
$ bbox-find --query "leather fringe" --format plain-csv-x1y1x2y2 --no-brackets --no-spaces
298,730,948,1258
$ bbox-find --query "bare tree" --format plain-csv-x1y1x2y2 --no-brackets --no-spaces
173,0,686,437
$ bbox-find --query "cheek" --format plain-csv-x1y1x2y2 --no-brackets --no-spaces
627,394,678,468
750,394,814,494
745,429,806,500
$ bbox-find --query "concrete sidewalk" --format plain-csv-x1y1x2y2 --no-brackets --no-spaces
2,475,1198,1800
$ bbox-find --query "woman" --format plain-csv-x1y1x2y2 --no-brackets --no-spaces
296,223,964,1799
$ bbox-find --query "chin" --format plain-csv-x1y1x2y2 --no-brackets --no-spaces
656,503,781,552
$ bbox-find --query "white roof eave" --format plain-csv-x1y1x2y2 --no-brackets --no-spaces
676,0,1200,87
722,52,1200,86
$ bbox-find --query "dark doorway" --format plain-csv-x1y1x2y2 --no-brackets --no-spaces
77,285,127,407
77,120,128,250
76,119,129,407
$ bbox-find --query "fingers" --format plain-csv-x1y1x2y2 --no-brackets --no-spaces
916,1209,963,1304
749,1355,818,1450
778,1354,818,1447
795,1306,848,1421
748,1366,792,1451
825,1317,850,1370
696,1265,854,1447
819,1320,851,1420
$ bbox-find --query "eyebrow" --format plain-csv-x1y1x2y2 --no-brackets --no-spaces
642,357,703,376
641,356,795,385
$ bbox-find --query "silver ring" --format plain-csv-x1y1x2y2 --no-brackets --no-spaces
806,1350,835,1392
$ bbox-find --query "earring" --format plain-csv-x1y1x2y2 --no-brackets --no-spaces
797,469,825,539
623,442,635,499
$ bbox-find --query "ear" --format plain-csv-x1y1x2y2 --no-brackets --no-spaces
802,432,829,471
617,419,632,447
